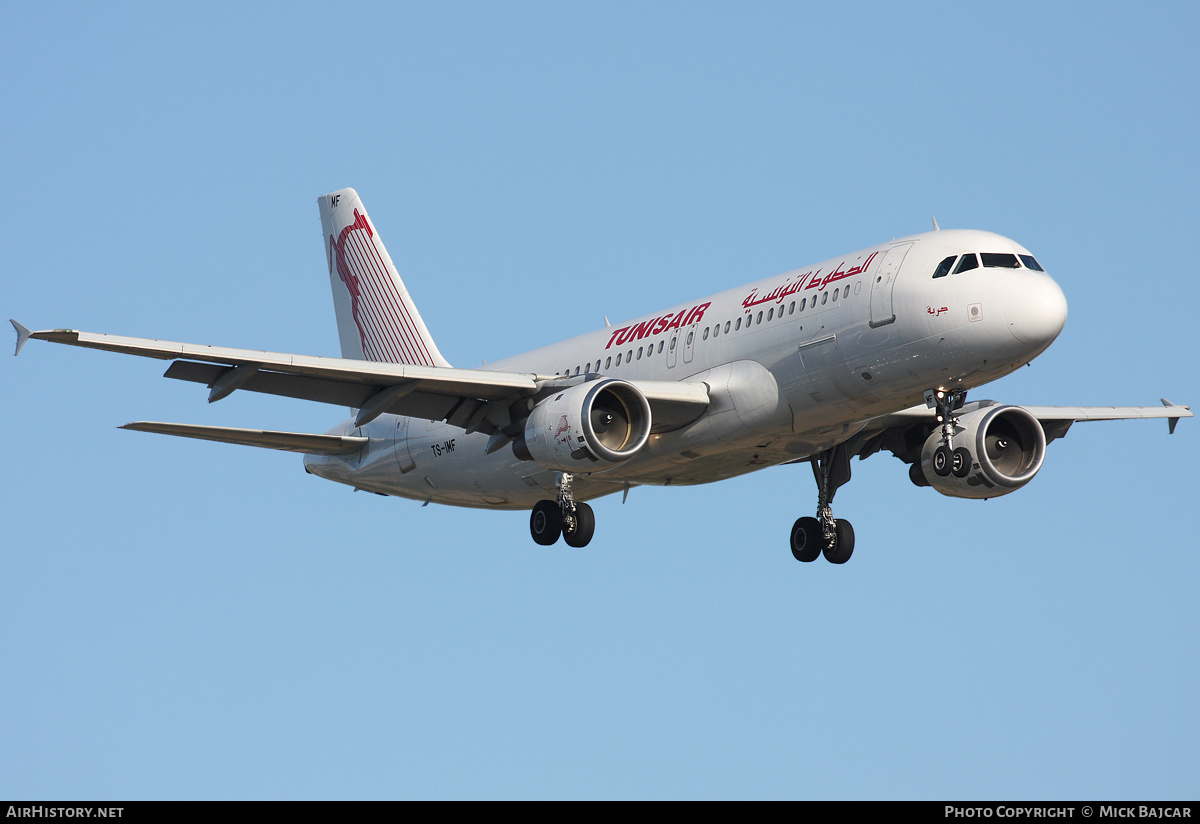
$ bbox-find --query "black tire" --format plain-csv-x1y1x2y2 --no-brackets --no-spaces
952,447,972,478
530,500,562,546
791,516,823,562
563,502,596,548
824,520,855,564
933,445,953,476
909,461,930,488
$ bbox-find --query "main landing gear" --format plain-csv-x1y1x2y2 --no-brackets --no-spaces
529,472,595,548
925,388,970,479
791,443,855,564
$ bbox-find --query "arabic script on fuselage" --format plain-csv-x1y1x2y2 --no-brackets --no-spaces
740,251,879,311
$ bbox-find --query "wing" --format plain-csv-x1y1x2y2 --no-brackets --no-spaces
850,399,1192,466
12,322,711,434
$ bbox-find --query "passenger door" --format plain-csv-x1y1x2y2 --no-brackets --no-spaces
869,242,914,328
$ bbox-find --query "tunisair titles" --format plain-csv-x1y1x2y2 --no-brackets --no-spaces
602,250,879,351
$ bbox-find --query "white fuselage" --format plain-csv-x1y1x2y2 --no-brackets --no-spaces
304,228,1068,508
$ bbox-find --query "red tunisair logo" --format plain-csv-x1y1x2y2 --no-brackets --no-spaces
328,208,437,366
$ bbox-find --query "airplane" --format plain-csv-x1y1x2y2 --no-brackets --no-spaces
11,187,1192,564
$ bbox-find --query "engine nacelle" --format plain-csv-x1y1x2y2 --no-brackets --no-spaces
517,379,652,472
919,405,1046,499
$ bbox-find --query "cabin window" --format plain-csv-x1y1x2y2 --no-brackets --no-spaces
703,327,710,340
954,254,979,274
756,311,763,324
822,291,828,305
605,357,611,370
789,301,795,315
843,285,850,298
616,353,622,366
686,331,694,345
657,341,664,354
735,318,741,331
932,255,956,279
636,346,642,360
626,349,632,362
767,308,774,321
800,298,807,311
981,252,1020,268
670,336,677,351
1019,254,1044,271
832,289,838,302
724,321,731,333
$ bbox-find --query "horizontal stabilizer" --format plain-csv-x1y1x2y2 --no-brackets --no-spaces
10,319,33,356
120,422,368,455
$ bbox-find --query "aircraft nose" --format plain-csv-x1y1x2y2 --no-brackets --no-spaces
1002,272,1068,349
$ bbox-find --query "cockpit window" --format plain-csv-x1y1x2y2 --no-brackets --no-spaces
981,252,1020,268
1019,254,1044,271
954,253,979,274
932,255,956,279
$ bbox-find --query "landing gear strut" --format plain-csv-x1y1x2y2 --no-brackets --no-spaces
925,388,971,479
791,443,855,564
529,472,595,547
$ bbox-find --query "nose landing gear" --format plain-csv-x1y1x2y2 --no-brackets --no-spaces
926,388,971,478
529,472,595,547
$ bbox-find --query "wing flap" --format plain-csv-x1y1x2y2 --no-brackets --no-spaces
120,422,369,454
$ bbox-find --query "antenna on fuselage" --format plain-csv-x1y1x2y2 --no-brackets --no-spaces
932,216,941,231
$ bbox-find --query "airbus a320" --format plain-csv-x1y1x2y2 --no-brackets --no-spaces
12,188,1191,564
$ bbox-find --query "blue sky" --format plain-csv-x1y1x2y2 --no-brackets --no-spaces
3,2,1197,799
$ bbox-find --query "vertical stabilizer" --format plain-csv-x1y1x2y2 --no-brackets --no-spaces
318,188,451,367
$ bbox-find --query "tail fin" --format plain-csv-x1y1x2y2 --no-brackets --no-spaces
317,188,451,367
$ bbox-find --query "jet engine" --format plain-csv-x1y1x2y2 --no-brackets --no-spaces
515,379,652,472
918,405,1046,499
